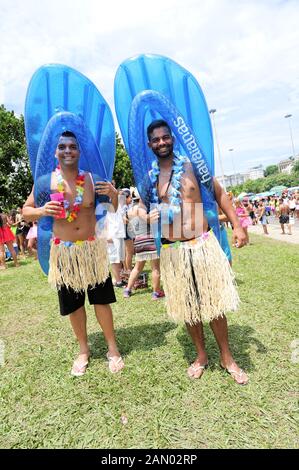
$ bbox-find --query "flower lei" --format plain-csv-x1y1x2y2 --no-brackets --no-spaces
52,236,95,246
149,154,187,222
55,165,85,222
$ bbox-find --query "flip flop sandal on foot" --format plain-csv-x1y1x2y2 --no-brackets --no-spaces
106,353,124,374
71,360,89,377
221,364,249,385
187,363,208,379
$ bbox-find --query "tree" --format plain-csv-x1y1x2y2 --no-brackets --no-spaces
264,164,279,177
262,173,298,191
112,133,134,188
242,178,265,194
0,105,33,211
227,184,243,195
292,160,299,175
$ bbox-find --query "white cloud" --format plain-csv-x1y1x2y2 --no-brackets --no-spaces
1,0,299,175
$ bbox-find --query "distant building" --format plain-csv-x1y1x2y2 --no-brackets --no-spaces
278,156,299,174
217,165,263,188
217,172,249,188
217,155,299,188
248,164,264,180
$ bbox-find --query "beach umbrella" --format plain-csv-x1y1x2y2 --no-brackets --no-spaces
269,185,287,195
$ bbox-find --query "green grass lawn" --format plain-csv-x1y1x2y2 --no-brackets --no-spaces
0,232,298,449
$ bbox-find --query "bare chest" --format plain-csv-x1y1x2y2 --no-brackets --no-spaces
157,174,201,204
50,173,94,209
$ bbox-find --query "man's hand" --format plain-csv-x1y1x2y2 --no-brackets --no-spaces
232,226,246,248
95,181,118,199
148,208,160,224
42,201,63,218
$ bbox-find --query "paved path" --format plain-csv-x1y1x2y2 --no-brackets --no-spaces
248,221,299,244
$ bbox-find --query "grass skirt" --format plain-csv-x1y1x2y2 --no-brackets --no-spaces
48,238,109,291
160,231,239,325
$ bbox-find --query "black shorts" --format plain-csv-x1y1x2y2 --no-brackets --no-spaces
279,214,289,224
16,226,28,236
57,274,116,316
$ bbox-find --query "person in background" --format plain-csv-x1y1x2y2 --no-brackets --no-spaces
123,199,165,300
105,191,126,287
121,189,134,276
248,199,257,225
288,194,296,218
269,197,276,216
26,221,38,259
12,208,27,256
235,199,252,245
0,212,19,269
278,198,291,235
257,200,269,235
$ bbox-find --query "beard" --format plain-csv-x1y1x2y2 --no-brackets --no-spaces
152,143,174,159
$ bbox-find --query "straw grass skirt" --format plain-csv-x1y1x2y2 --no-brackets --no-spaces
48,237,109,291
160,231,239,325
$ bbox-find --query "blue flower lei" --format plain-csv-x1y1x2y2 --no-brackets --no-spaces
149,154,187,223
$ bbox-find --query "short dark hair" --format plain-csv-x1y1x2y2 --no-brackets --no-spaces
122,189,131,197
61,130,77,140
147,120,172,141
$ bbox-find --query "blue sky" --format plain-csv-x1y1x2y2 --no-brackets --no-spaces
1,0,299,176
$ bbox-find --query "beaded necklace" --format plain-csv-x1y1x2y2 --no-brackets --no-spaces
55,165,85,222
149,154,187,221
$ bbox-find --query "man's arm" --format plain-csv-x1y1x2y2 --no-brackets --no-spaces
213,178,246,248
218,212,229,223
22,186,62,222
94,180,118,212
137,200,160,224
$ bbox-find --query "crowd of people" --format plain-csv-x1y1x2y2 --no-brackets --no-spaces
98,184,165,300
2,189,298,272
229,191,299,241
0,207,38,269
2,187,298,274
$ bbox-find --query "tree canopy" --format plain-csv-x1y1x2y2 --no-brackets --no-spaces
0,105,33,211
112,133,134,189
264,164,279,177
292,160,299,175
228,172,299,194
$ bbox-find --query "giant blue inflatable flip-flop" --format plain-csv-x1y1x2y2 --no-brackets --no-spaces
25,64,115,274
114,54,220,253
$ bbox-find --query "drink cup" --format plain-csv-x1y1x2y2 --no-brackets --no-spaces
50,193,66,218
